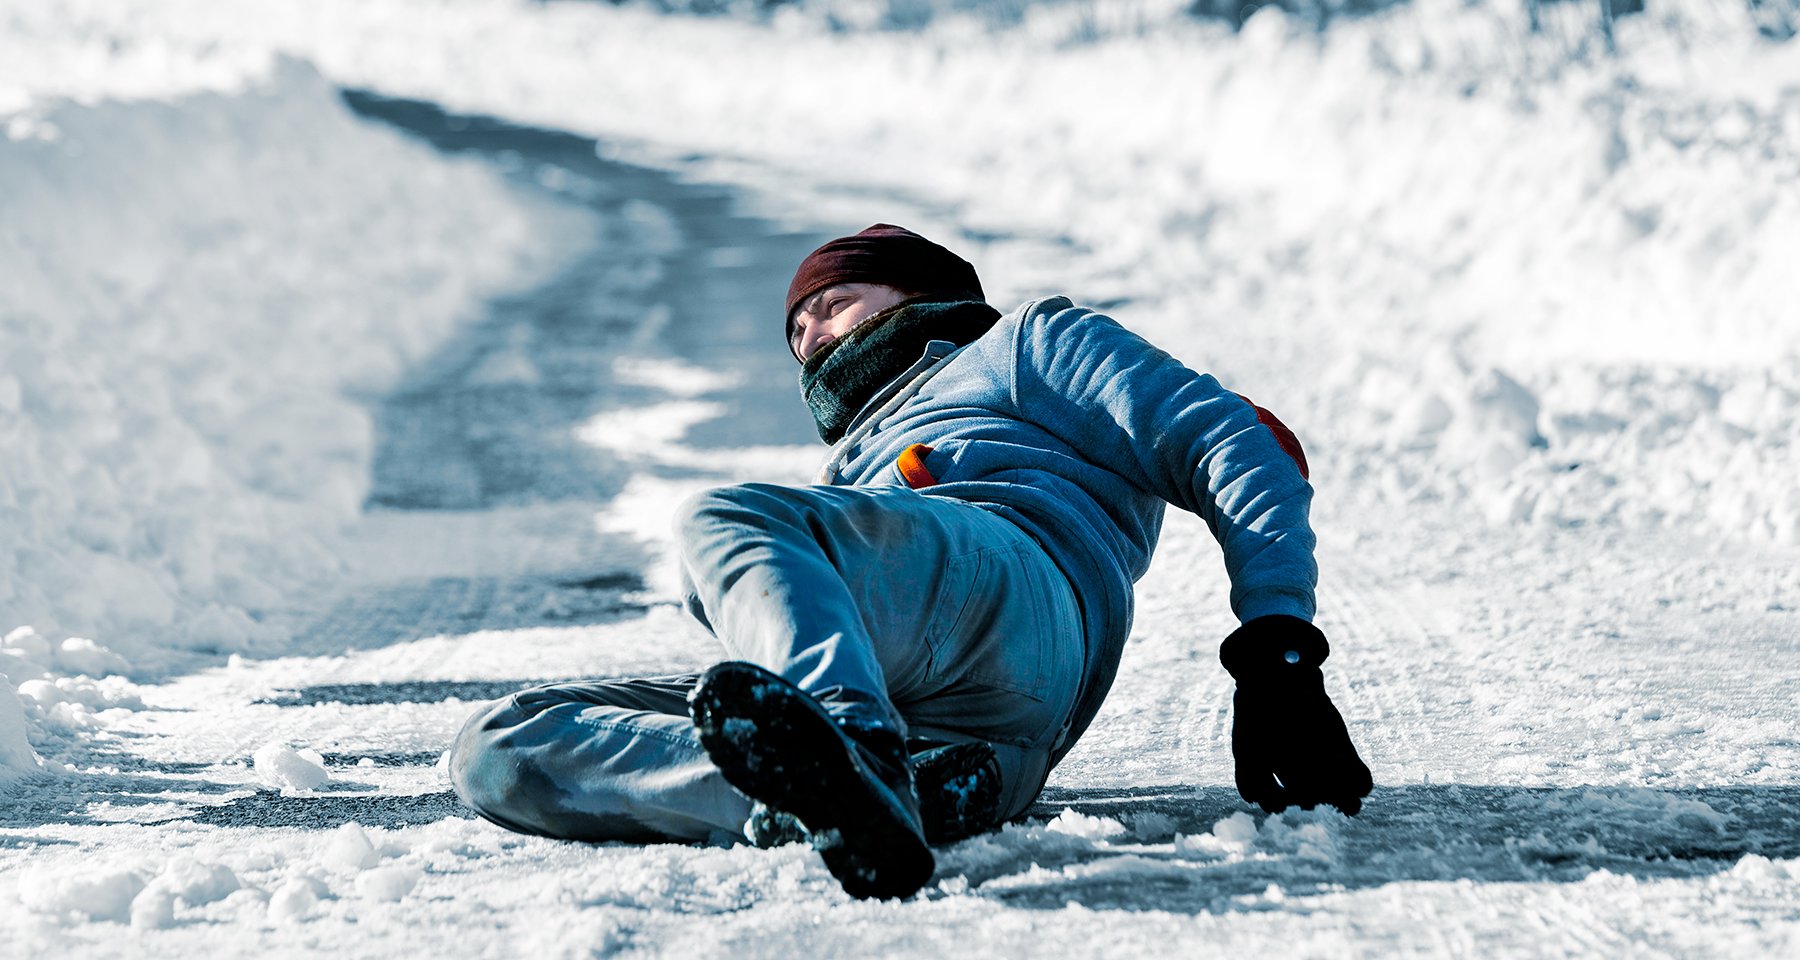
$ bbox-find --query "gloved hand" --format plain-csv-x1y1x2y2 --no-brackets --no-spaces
1222,614,1373,815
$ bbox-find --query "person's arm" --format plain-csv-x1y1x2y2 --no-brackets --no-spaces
1002,299,1372,814
1006,299,1316,621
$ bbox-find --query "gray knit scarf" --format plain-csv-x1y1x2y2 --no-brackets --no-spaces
798,298,1000,444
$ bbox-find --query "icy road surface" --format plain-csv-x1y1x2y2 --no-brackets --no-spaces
6,91,1800,958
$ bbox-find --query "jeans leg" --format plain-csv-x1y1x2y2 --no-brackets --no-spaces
898,529,1085,821
675,483,930,730
677,483,1085,821
448,674,751,843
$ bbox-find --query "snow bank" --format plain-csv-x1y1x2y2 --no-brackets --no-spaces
0,56,591,680
1325,350,1800,543
0,45,594,779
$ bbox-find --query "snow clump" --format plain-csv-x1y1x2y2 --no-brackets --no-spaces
17,865,149,924
0,625,143,779
252,742,330,792
267,876,329,925
0,680,46,783
355,866,423,902
323,822,382,871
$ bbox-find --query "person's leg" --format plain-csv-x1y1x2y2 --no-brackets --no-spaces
676,483,1085,824
448,674,751,844
675,483,928,732
891,525,1085,824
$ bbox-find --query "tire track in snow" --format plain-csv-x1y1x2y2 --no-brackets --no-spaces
1163,641,1233,771
1316,556,1447,785
1319,533,1540,792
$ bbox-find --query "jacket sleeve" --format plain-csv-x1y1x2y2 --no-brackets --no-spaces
1003,299,1317,623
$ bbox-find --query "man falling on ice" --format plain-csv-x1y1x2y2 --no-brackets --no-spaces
449,224,1373,900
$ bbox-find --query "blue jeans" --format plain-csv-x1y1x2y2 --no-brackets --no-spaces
449,483,1086,842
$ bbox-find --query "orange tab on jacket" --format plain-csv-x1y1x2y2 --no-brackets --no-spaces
896,443,938,489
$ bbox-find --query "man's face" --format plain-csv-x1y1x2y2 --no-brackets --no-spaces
789,283,911,362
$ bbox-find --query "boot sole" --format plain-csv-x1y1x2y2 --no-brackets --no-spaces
690,663,935,900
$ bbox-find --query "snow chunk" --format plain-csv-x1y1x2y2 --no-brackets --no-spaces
130,885,177,931
267,877,327,924
157,858,241,906
253,742,329,792
355,866,422,902
1172,810,1341,863
13,673,144,734
18,866,148,923
1257,815,1342,864
1042,808,1128,840
1211,811,1260,847
323,823,381,871
0,679,47,783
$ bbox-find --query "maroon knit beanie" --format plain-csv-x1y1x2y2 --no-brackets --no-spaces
784,224,984,345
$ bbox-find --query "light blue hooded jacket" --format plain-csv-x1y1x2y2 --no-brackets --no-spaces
815,296,1318,750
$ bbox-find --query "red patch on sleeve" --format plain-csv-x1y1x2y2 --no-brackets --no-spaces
896,444,938,489
1234,394,1310,480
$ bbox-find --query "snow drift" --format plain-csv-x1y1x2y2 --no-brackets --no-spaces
0,57,588,664
0,56,593,776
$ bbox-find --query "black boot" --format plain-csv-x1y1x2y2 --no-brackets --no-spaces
745,739,1003,849
911,739,1002,845
688,661,934,900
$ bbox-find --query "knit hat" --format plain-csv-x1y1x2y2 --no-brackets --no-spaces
784,224,984,348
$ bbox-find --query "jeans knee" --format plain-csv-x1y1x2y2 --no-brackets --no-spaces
447,698,537,828
674,483,802,572
448,694,684,843
675,484,771,539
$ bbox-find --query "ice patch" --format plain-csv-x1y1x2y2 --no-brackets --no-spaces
464,324,544,386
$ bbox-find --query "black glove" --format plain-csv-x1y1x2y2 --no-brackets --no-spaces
1222,615,1374,815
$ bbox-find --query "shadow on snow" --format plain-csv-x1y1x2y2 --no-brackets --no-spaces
968,782,1800,913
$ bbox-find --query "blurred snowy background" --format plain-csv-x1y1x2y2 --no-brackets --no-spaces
2,0,1798,954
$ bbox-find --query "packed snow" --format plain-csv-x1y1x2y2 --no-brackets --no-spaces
2,0,1798,955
